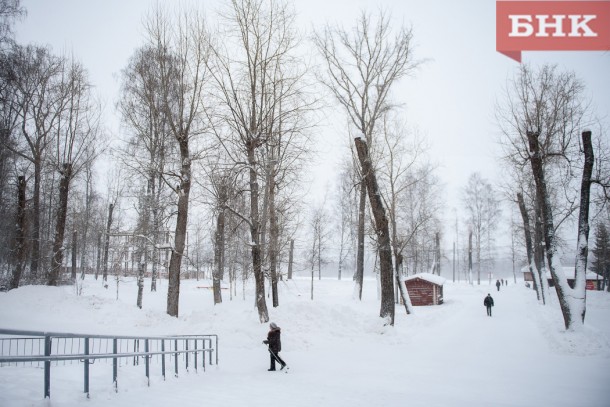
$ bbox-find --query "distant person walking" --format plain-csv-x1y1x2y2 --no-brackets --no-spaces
263,322,286,371
484,293,494,317
496,280,501,291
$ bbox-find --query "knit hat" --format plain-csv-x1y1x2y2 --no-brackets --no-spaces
270,322,278,330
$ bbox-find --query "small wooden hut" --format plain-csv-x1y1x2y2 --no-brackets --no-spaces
521,266,603,290
405,273,446,306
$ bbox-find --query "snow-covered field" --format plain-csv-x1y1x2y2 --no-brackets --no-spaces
1,275,609,407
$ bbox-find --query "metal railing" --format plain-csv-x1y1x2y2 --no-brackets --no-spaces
0,328,218,399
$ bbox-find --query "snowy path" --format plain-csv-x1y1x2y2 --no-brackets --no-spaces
1,279,609,406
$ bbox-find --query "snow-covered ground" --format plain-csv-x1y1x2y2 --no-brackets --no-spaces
1,275,609,406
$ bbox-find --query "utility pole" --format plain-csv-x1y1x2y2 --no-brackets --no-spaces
468,230,473,285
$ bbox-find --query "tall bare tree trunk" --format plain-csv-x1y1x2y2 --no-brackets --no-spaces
354,180,366,299
435,232,441,276
167,138,190,317
468,231,473,284
71,229,77,280
80,168,92,280
102,204,114,282
269,167,279,307
248,143,269,322
533,196,548,303
355,138,394,325
49,163,72,286
517,192,542,302
213,208,225,305
9,176,27,289
137,258,145,309
95,231,101,280
572,130,594,323
30,163,41,278
287,239,294,280
527,131,575,329
151,174,161,292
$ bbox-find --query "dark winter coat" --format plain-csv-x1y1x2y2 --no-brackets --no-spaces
484,295,494,307
265,328,282,353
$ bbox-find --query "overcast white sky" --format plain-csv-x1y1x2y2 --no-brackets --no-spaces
14,0,610,256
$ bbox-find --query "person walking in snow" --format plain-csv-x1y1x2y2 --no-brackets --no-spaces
263,322,286,371
496,279,501,291
484,293,494,317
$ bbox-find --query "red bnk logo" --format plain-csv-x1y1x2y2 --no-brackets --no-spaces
496,1,610,62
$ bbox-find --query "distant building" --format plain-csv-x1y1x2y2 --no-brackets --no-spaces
521,265,602,290
405,273,445,306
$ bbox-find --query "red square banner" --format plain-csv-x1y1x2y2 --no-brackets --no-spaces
497,1,610,61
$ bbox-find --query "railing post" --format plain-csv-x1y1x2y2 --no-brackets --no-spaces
44,334,51,398
113,338,118,392
194,339,198,373
161,339,166,380
202,338,207,370
174,339,178,377
185,339,189,372
133,339,139,366
84,337,90,397
145,339,150,386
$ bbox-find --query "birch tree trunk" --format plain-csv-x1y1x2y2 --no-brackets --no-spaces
49,163,72,286
213,208,225,305
248,143,269,322
354,181,366,299
9,176,26,289
71,230,77,280
534,196,549,303
167,141,190,317
102,203,114,282
355,137,395,325
527,130,592,330
571,130,594,323
517,192,542,302
269,166,279,307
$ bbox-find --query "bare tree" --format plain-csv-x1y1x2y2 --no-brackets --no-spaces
335,160,357,280
308,203,330,299
313,10,418,324
461,172,501,285
378,115,436,314
497,64,601,330
118,45,175,292
0,0,25,46
8,175,25,288
516,191,543,302
198,158,240,305
528,130,594,329
208,0,311,322
142,4,211,317
2,45,66,278
48,58,101,286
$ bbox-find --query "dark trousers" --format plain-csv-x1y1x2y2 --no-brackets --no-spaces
269,350,285,370
486,306,492,316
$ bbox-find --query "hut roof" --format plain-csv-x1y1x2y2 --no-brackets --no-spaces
520,265,598,280
405,272,446,286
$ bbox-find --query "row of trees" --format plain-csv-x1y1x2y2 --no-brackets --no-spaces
498,63,609,330
3,0,607,331
1,0,104,291
1,0,446,326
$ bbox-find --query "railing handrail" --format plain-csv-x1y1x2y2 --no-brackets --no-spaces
0,348,214,363
0,328,219,399
0,328,217,342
